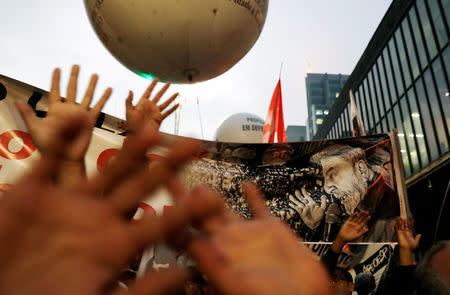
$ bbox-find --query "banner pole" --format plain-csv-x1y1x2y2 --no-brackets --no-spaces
390,128,409,218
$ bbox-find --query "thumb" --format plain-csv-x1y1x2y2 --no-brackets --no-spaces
415,234,422,245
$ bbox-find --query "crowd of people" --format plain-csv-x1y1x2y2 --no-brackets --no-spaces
0,66,448,295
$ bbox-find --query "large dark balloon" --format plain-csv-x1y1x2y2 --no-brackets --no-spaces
84,0,269,83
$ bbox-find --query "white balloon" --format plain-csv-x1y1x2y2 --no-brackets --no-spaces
215,112,264,143
84,0,269,83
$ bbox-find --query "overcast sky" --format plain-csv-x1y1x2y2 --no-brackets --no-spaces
0,0,392,140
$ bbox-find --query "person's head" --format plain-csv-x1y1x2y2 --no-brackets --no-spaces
415,241,450,295
354,272,376,295
311,145,373,212
332,267,354,295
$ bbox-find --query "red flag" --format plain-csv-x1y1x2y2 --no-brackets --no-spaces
263,79,287,143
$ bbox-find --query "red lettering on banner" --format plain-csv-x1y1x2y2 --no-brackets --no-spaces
96,148,119,171
0,130,36,160
139,202,157,216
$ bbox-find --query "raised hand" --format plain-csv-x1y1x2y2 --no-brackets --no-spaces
395,217,421,265
15,65,111,162
331,211,370,254
125,79,178,134
0,114,224,295
289,187,327,230
184,183,332,295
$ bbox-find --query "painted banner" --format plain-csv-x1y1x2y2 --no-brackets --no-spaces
0,74,404,243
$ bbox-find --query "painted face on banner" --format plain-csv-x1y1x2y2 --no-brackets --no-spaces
320,155,369,211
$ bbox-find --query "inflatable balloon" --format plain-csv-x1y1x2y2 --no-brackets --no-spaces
84,0,269,83
215,113,264,143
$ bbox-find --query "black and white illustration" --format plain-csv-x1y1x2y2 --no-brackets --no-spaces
182,135,400,242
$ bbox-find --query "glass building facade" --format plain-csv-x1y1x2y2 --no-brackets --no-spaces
317,0,449,179
315,0,449,245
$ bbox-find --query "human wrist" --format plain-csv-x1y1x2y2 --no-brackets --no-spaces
398,248,414,266
331,235,347,253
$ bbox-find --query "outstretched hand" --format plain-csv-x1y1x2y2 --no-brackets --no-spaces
395,217,421,265
15,65,111,162
331,211,370,254
178,183,332,295
125,79,178,134
0,114,223,295
289,188,327,230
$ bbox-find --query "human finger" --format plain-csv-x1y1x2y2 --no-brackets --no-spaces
243,182,270,219
319,195,327,210
109,139,202,216
48,68,61,106
91,87,112,118
66,65,79,103
14,101,39,133
159,92,178,111
87,124,161,196
303,188,315,204
80,73,99,108
117,268,190,295
189,238,233,295
167,177,188,202
138,79,158,106
152,82,171,104
161,104,179,120
414,234,422,245
289,193,305,208
125,90,134,110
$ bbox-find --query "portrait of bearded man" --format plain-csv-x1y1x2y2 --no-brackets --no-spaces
289,144,399,242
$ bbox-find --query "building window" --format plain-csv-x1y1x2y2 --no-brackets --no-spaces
416,0,438,60
389,37,405,97
368,70,380,124
394,103,412,177
395,27,412,90
378,56,392,110
442,0,450,28
402,17,421,79
383,46,398,104
427,0,448,49
400,97,420,173
373,63,386,120
324,109,329,115
432,52,450,137
424,68,449,154
363,78,375,130
317,118,323,125
409,7,428,70
316,109,323,115
415,76,440,160
408,87,429,167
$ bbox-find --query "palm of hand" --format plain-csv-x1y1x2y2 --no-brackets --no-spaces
125,79,178,134
192,221,330,295
16,66,111,162
32,104,96,161
397,229,419,250
339,221,363,241
126,99,162,131
189,184,332,295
